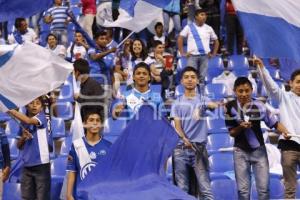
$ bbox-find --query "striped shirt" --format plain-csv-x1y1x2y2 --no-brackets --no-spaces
45,6,70,31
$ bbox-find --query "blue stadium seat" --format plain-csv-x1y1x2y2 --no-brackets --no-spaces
233,68,249,77
295,179,300,198
5,119,21,138
51,157,67,200
204,83,227,100
175,84,185,97
3,182,21,200
251,177,284,200
60,136,73,156
166,157,173,183
104,134,119,144
55,102,74,120
103,117,127,136
207,133,233,155
211,178,238,200
208,56,224,69
8,138,19,160
51,156,67,179
0,112,11,122
209,152,234,173
227,55,249,71
207,109,228,134
51,117,66,139
57,78,74,102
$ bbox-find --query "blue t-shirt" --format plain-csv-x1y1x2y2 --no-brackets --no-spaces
0,127,9,169
171,94,210,144
116,88,163,120
17,111,52,167
88,47,115,84
67,137,111,197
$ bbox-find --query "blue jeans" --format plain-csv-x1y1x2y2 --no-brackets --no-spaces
163,11,181,36
187,55,208,83
234,146,269,200
173,143,214,200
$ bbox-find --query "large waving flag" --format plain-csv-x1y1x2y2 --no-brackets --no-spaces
0,0,52,22
103,0,172,32
232,0,300,62
77,105,195,200
0,42,73,112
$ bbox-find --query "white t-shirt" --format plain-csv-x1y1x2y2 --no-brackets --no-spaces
180,23,217,55
8,28,38,44
67,43,88,62
46,45,66,58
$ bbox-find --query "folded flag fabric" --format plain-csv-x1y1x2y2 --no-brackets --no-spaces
0,42,73,112
232,0,300,62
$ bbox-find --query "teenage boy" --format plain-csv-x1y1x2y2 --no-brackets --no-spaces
225,77,289,200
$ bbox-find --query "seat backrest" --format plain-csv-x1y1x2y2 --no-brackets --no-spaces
207,133,233,152
211,179,238,200
3,182,21,200
103,117,127,136
51,117,66,138
51,156,68,178
227,55,249,70
209,152,234,173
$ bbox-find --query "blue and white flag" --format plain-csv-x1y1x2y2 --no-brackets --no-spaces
0,0,52,22
0,42,73,112
103,0,171,32
232,0,300,61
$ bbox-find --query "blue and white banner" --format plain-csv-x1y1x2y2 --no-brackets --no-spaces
0,0,52,22
103,0,171,32
0,42,73,112
232,0,300,61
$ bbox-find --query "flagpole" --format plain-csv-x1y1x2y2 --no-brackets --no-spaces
117,31,135,49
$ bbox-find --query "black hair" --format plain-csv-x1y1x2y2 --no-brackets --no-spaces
94,31,107,40
233,77,253,90
82,109,104,123
152,40,163,48
46,33,57,41
154,22,163,30
130,38,148,61
133,62,151,76
73,58,90,74
14,18,26,29
195,9,207,17
181,66,199,79
290,69,300,81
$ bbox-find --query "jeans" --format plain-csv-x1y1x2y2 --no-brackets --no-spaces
187,55,208,83
173,143,214,200
21,163,51,200
234,146,269,200
281,150,300,199
163,11,181,36
51,29,68,47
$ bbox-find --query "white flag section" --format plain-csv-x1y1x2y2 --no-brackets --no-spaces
103,0,163,32
70,102,84,141
232,0,300,61
0,42,73,112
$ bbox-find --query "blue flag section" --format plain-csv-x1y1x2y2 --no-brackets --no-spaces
77,105,196,200
0,0,52,22
232,0,300,62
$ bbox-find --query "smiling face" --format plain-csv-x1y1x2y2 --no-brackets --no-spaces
132,40,143,55
234,83,253,106
290,74,300,96
47,35,57,48
133,67,151,89
75,32,84,44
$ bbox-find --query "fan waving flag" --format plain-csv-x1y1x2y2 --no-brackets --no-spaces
0,42,73,112
77,105,195,200
0,0,52,22
103,0,172,32
232,0,300,62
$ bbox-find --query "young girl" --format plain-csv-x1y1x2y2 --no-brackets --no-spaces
8,96,52,200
